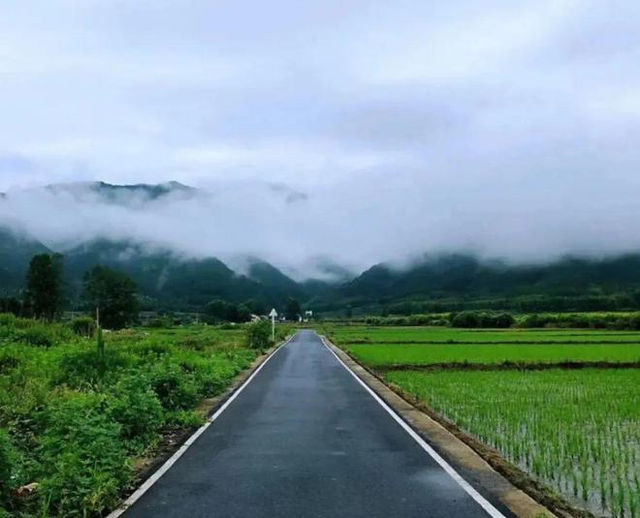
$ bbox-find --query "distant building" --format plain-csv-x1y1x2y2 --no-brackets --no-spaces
138,311,159,325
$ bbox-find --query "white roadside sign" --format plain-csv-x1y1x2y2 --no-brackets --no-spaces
269,308,278,341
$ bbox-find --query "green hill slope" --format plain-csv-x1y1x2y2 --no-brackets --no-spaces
0,227,51,294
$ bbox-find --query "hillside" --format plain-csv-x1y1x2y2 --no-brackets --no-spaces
344,254,640,298
4,223,640,314
43,180,198,206
3,182,640,314
0,226,51,294
0,231,312,310
62,240,307,310
329,253,640,313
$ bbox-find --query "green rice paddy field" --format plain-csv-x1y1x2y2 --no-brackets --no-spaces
327,325,640,518
333,327,640,344
347,343,640,366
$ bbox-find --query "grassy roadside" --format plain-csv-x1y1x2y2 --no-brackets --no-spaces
0,316,276,517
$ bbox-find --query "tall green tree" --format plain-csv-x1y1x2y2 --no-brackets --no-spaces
25,253,63,320
83,265,138,329
204,298,251,323
285,297,301,321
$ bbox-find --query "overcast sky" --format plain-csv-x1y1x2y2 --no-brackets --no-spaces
1,1,640,273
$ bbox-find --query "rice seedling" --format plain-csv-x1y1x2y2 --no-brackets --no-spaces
386,369,640,517
346,343,640,367
328,325,640,345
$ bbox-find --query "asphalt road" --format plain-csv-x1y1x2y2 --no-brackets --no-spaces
121,330,513,518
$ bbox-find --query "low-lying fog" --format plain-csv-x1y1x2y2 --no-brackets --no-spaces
1,172,640,281
2,1,640,279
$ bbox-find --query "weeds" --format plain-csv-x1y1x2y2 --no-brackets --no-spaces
0,316,257,516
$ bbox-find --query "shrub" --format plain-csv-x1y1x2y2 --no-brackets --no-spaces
0,430,15,505
108,376,164,452
0,314,17,327
627,314,640,330
518,313,546,328
0,321,261,517
516,312,640,329
55,349,131,388
364,314,451,326
70,317,96,337
245,320,272,350
9,320,75,347
0,353,19,374
494,312,515,328
38,393,131,517
178,336,209,351
136,340,172,357
18,326,55,347
150,363,199,411
191,356,239,397
450,311,479,328
164,410,205,429
451,311,514,328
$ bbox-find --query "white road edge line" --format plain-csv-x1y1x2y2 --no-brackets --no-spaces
107,335,294,518
321,336,508,518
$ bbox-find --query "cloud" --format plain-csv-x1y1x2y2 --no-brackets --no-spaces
0,0,639,273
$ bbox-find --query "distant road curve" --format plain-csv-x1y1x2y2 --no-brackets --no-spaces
115,330,514,518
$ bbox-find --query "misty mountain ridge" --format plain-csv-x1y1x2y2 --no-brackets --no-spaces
3,181,640,313
59,238,316,309
34,180,198,208
0,180,319,269
2,180,310,209
0,225,51,292
3,225,640,314
335,253,640,310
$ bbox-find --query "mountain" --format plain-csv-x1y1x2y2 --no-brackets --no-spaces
4,179,309,209
342,254,491,299
4,180,640,315
246,259,306,300
0,226,51,294
304,256,355,284
0,180,327,310
344,253,640,299
332,253,640,313
43,180,198,207
4,222,640,314
61,239,306,310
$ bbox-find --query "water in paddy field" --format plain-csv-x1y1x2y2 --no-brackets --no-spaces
497,408,640,517
396,368,640,518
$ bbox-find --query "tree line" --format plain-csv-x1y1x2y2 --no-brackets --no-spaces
362,310,640,330
350,293,640,318
1,253,305,328
0,253,138,329
202,296,302,323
